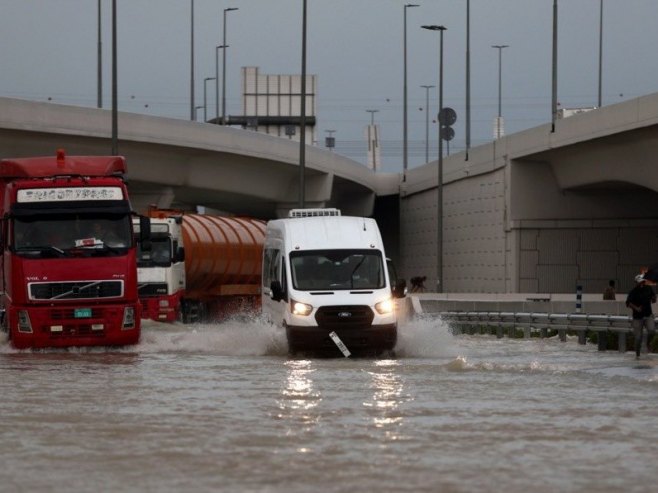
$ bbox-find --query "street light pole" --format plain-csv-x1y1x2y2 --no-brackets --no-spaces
492,45,509,139
366,109,379,126
111,0,117,155
299,0,307,208
97,0,102,109
204,77,216,122
190,0,195,121
403,4,419,181
598,0,603,108
420,85,435,163
222,7,238,125
551,0,558,132
465,0,470,160
215,45,226,122
422,24,446,293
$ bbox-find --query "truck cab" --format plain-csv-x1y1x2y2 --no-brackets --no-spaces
0,151,141,349
262,208,406,356
133,216,185,322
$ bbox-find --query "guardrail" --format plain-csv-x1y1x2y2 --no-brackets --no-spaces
437,311,649,353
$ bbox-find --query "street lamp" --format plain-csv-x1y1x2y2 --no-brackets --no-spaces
215,44,227,122
403,3,419,181
422,24,446,293
366,109,379,126
420,85,435,163
551,0,558,132
465,0,470,160
204,77,216,122
598,0,603,107
222,7,238,125
190,0,195,121
299,0,308,208
97,0,102,109
194,105,203,121
111,0,117,155
491,45,509,139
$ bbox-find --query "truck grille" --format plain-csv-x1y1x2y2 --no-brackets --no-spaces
314,305,374,330
29,281,123,300
137,283,168,296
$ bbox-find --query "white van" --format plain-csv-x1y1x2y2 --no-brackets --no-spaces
262,208,406,356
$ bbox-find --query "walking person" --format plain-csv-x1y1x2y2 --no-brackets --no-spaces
626,274,656,359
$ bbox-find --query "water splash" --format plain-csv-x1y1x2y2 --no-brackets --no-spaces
138,315,288,356
394,315,460,358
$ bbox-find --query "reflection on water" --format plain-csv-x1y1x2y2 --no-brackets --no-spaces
365,359,407,437
278,359,322,430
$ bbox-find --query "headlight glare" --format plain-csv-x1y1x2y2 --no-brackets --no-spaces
375,298,394,315
291,299,313,316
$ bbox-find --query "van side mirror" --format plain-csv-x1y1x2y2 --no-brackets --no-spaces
270,280,284,302
392,279,407,299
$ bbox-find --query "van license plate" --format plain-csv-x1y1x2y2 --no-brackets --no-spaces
74,308,92,318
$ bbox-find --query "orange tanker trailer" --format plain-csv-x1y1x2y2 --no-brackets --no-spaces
136,208,266,323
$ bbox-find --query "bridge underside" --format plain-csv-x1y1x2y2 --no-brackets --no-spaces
0,119,377,219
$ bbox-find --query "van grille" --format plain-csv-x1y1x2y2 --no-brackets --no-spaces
314,305,374,330
29,281,123,300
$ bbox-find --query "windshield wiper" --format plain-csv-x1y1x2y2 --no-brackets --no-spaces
350,256,367,289
16,245,68,257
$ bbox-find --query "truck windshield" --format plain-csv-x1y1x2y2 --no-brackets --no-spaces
290,249,385,291
136,236,172,267
12,213,132,256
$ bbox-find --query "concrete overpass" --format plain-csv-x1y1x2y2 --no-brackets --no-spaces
2,94,658,295
0,97,398,218
400,92,658,295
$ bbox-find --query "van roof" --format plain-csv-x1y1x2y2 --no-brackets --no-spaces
268,215,384,252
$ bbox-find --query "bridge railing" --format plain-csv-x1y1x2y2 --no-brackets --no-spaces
435,310,644,352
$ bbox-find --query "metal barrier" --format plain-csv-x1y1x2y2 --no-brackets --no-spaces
437,311,648,352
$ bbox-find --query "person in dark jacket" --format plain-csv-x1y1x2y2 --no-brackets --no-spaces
626,274,656,359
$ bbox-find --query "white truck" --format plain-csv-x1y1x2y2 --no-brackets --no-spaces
133,216,186,322
262,208,406,356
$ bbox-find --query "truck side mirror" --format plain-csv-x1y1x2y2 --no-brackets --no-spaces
175,246,185,263
270,280,284,302
138,215,152,251
393,279,407,299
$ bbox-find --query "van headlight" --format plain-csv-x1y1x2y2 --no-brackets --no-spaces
375,298,394,315
291,299,313,316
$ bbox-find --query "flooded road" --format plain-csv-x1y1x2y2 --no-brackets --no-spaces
1,318,657,493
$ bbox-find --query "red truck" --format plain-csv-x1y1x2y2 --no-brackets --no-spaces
0,150,147,349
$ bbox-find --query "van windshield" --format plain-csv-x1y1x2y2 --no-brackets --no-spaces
290,249,385,291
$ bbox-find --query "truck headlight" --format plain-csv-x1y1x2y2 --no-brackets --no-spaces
17,310,33,333
122,307,136,329
291,299,313,316
375,298,394,315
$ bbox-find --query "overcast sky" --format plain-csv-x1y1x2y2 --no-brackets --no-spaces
1,0,658,172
